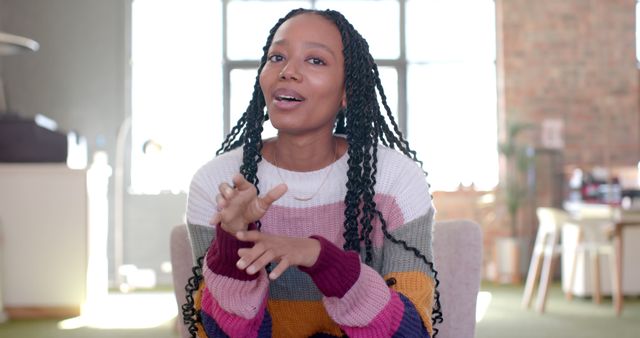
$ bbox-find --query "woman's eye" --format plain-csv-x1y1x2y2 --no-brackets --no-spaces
268,54,284,62
307,57,326,65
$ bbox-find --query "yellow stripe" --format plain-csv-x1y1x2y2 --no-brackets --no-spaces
267,299,342,338
384,271,435,335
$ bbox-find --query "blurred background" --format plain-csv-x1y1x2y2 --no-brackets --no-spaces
0,0,639,337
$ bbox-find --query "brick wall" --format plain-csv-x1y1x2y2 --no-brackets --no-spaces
437,0,639,281
497,0,639,167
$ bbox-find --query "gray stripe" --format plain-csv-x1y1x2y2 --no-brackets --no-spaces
186,222,216,262
380,209,436,277
186,222,322,301
186,209,434,299
268,267,323,301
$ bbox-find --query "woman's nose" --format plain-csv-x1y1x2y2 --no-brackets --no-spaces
278,63,301,81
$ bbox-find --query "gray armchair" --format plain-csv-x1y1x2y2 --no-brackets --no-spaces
170,219,482,338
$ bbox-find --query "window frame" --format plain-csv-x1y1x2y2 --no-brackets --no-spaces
220,0,409,137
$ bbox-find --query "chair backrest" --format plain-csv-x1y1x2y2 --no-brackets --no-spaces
170,220,483,338
169,224,193,338
433,220,483,338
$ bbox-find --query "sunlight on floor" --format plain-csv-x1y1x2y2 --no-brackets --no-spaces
57,292,177,330
476,291,492,322
55,289,493,329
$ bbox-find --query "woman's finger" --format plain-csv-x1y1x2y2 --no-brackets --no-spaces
236,241,266,269
209,212,221,225
245,250,276,275
236,230,263,242
215,194,227,209
269,258,290,280
232,173,253,192
258,184,288,210
218,182,235,199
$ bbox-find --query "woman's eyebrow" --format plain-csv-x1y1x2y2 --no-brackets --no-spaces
271,39,337,58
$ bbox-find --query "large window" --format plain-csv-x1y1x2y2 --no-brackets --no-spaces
132,0,497,193
131,0,222,194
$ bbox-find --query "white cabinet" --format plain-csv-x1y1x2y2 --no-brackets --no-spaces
0,164,88,316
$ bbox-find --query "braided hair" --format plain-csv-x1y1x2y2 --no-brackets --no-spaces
185,8,443,337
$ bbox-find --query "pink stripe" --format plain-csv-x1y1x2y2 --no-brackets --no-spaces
201,286,267,338
262,195,405,248
323,265,391,326
341,291,404,338
203,264,269,319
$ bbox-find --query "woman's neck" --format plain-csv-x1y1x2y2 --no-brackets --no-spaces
265,134,344,172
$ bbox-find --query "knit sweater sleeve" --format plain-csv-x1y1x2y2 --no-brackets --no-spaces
299,225,433,338
185,150,272,337
198,224,272,337
299,149,435,337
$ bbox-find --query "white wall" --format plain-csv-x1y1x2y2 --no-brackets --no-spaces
2,0,126,154
1,0,187,287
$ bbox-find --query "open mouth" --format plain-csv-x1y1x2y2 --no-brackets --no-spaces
275,95,304,102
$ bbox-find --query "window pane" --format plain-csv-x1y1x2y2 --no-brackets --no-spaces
227,1,311,60
406,0,495,62
407,63,498,191
316,0,400,59
131,0,221,194
230,69,277,139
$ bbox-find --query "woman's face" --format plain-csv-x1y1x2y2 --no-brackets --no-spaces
259,13,346,136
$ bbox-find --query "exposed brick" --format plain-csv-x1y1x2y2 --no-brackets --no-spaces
498,0,639,167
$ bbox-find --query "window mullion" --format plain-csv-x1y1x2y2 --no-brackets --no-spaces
222,0,230,136
398,0,407,136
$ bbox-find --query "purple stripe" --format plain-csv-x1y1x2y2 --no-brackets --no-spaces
207,223,257,281
299,235,360,298
394,292,431,337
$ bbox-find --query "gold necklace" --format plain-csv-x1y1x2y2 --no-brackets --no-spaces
273,139,338,201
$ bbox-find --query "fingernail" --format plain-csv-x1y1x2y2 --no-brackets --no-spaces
236,260,246,269
269,272,277,280
246,266,255,274
236,232,244,239
225,186,233,195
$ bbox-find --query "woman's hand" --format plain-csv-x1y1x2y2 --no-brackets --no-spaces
210,173,287,234
235,231,321,280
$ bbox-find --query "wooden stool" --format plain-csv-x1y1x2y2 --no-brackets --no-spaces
522,207,568,313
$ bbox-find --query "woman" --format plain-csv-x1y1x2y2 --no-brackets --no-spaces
183,8,442,337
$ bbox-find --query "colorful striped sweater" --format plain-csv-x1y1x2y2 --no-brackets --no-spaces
186,144,436,338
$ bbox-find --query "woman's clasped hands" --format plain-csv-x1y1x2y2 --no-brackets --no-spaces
210,173,321,280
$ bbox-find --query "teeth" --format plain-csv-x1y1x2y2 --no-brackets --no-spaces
277,95,301,102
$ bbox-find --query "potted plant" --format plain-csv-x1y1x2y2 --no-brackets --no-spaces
493,119,536,283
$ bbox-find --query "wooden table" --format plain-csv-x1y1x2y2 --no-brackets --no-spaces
612,215,640,315
563,201,640,315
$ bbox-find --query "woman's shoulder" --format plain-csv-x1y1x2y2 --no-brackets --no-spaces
376,145,426,182
188,147,243,208
375,144,432,200
191,147,243,184
186,147,243,227
374,145,433,229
